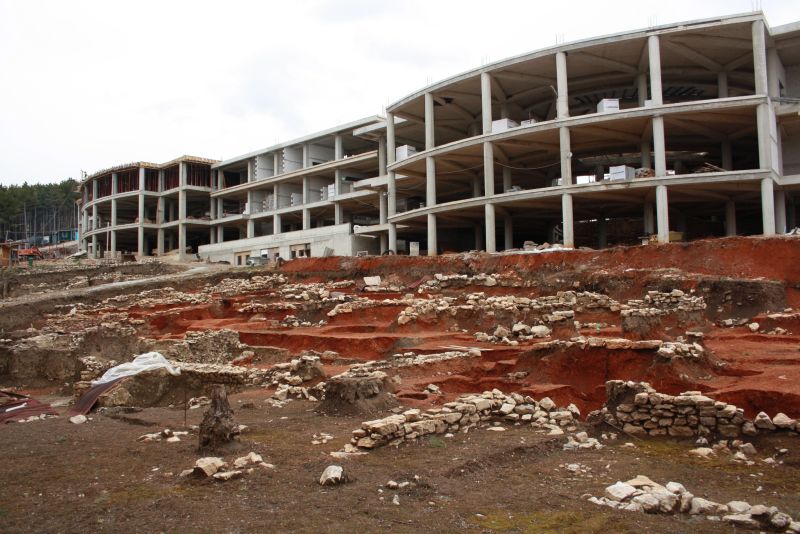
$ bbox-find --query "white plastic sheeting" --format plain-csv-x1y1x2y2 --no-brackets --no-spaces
91,352,181,386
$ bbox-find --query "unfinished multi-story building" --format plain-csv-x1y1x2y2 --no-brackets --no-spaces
79,12,800,261
77,156,218,259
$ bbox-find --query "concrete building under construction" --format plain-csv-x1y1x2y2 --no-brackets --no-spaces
78,12,800,261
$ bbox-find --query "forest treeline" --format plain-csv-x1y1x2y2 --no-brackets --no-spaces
0,180,79,242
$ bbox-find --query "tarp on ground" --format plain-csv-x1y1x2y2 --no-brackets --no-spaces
91,352,180,386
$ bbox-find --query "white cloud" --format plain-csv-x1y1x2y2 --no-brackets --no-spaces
0,0,796,184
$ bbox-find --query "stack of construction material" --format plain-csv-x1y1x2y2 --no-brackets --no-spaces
693,162,725,174
290,193,303,207
635,168,655,178
321,184,336,200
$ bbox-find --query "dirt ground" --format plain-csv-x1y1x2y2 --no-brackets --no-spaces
2,389,798,534
2,236,800,532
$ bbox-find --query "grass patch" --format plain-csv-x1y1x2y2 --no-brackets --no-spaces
473,510,616,533
427,436,446,449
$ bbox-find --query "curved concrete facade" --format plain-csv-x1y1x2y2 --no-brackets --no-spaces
79,12,800,261
383,13,800,254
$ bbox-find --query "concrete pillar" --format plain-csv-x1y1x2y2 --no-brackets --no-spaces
424,92,435,150
598,217,607,249
653,116,667,177
637,72,648,106
91,234,97,259
110,230,117,255
504,215,513,250
753,20,773,172
92,204,98,233
388,224,397,254
426,157,436,208
386,111,398,253
378,136,387,176
562,193,574,248
427,214,437,256
302,143,310,168
334,134,343,160
556,51,569,119
209,227,215,244
111,199,117,226
502,167,511,193
247,219,255,238
379,190,387,224
273,214,282,235
473,175,482,197
775,188,787,234
138,167,146,257
560,127,572,185
334,202,344,226
761,178,776,235
656,185,669,243
481,72,492,133
485,204,496,253
721,140,733,170
379,233,388,254
718,71,729,98
274,153,281,175
302,209,311,230
641,141,652,169
644,202,655,235
484,141,495,252
216,225,224,243
178,163,186,260
725,200,737,236
648,35,663,105
302,176,310,205
111,172,118,195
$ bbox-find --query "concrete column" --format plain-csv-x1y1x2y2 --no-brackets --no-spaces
386,112,398,253
247,159,254,183
388,224,397,253
379,190,387,224
273,213,282,235
302,209,311,230
378,136,387,176
302,143,310,168
637,72,648,106
775,188,787,234
110,230,117,256
424,92,435,150
274,153,281,175
502,167,511,193
111,199,117,227
656,185,669,243
653,116,667,177
178,163,186,260
92,204,98,233
247,219,255,238
111,172,118,195
725,200,737,236
157,229,165,254
302,176,310,205
427,214,437,256
556,51,569,119
426,157,436,208
644,202,655,235
721,140,733,170
334,203,344,226
485,204,496,253
334,134,343,159
598,217,608,249
472,175,482,197
641,141,652,169
718,71,729,98
209,227,215,245
753,20,768,96
379,234,388,254
761,178,776,235
560,127,573,185
91,234,97,259
138,167,146,257
481,72,492,134
504,215,513,250
562,193,574,248
216,225,224,243
648,35,663,105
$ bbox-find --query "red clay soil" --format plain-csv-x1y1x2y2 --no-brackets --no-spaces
110,236,800,419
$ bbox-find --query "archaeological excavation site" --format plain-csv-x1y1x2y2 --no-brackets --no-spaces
0,235,799,532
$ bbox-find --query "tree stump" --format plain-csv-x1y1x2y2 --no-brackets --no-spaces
198,386,240,452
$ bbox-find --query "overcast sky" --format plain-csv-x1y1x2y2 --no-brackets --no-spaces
0,0,795,186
